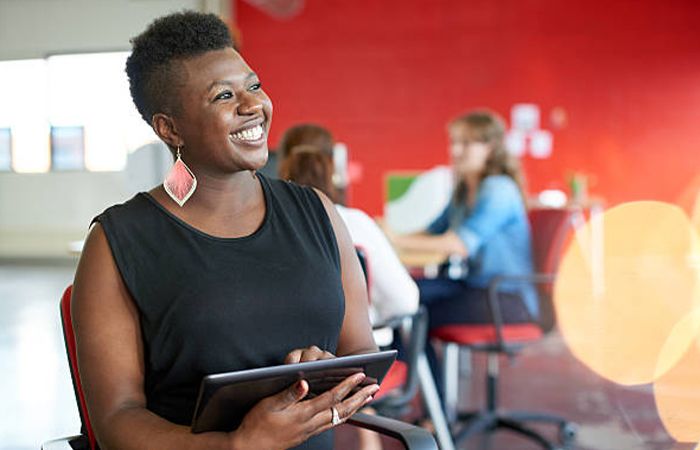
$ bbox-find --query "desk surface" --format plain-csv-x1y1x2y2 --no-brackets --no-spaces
396,249,447,268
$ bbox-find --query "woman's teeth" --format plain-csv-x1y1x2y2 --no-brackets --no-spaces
231,125,264,142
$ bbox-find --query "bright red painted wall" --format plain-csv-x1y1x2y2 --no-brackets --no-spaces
235,0,700,215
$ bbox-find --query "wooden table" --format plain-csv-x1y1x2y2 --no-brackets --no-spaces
396,249,448,279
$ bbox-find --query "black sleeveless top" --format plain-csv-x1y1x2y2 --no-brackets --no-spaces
94,174,344,449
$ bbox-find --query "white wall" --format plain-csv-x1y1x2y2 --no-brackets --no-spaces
0,171,128,257
0,142,171,258
0,0,213,257
0,0,204,60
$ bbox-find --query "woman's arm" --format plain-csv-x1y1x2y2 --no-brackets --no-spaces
390,230,468,257
388,176,522,257
313,190,378,357
381,202,468,257
73,224,377,450
453,176,522,252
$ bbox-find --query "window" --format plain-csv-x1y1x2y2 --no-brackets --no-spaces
0,53,158,174
48,52,156,172
50,126,84,171
0,128,11,171
0,59,50,173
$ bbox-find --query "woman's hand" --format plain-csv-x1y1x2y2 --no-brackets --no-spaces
284,345,335,364
230,372,379,450
389,230,467,258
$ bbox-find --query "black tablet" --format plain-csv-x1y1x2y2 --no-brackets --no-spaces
190,350,397,433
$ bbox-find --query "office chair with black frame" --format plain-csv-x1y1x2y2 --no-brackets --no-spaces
429,208,578,450
42,285,438,450
355,246,455,450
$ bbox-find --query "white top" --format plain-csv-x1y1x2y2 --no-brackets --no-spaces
335,205,419,336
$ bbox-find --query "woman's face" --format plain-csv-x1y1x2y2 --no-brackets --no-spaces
172,47,273,173
448,123,492,177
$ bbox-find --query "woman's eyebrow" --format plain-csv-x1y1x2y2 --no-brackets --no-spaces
207,73,259,92
207,80,233,91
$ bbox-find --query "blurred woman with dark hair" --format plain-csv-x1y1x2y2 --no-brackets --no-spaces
277,124,335,162
280,146,419,331
276,124,349,205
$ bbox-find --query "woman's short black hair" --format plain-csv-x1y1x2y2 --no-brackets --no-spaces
125,11,234,124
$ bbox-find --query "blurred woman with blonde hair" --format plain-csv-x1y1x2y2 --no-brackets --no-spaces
389,110,537,398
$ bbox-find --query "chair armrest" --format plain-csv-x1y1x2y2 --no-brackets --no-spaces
372,307,428,410
372,313,414,330
41,436,82,450
487,273,555,350
347,412,438,450
43,419,439,450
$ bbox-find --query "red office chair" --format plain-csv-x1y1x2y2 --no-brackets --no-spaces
429,208,577,449
42,286,438,450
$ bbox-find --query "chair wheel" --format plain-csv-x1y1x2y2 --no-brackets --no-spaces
558,422,577,445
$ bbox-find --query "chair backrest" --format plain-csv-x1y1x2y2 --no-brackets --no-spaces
60,285,97,450
527,208,574,332
355,245,371,298
528,208,573,274
354,245,424,409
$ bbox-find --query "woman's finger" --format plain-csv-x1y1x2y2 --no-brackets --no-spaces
335,383,380,419
265,379,309,410
304,405,340,436
300,372,366,418
304,384,378,434
299,347,322,362
284,349,303,364
300,346,335,362
285,346,335,364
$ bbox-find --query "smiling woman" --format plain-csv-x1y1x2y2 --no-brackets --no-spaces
70,11,378,450
151,47,273,182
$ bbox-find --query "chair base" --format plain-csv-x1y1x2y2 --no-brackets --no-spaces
452,409,577,450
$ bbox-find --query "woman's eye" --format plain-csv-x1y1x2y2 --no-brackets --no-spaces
215,91,233,101
248,82,262,91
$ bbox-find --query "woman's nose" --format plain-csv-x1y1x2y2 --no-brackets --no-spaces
237,93,263,115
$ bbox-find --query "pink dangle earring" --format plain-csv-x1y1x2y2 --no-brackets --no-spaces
163,145,197,207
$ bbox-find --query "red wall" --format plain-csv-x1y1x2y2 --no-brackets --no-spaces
235,0,700,216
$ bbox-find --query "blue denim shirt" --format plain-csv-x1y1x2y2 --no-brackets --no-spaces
427,175,538,317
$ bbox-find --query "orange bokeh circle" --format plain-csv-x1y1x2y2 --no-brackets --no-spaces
554,201,700,385
654,309,700,442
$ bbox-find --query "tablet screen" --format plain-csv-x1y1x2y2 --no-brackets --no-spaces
191,350,397,433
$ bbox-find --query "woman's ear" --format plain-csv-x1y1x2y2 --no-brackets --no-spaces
152,113,183,148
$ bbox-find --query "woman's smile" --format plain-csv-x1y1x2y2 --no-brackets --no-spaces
229,122,266,146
